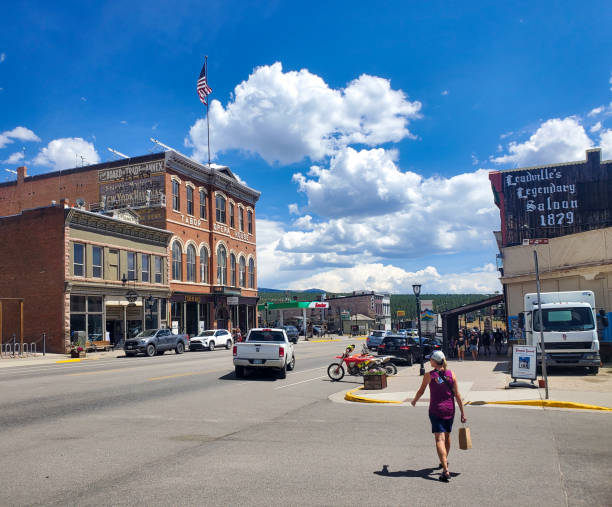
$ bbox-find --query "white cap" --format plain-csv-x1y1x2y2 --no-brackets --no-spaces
429,350,445,363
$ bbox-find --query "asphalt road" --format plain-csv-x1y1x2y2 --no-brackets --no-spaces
0,340,610,506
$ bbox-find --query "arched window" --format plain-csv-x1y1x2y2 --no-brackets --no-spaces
186,244,196,282
172,241,182,280
230,253,237,287
200,247,208,284
229,203,235,228
216,194,226,224
248,258,255,288
239,256,246,287
216,245,227,285
247,210,253,234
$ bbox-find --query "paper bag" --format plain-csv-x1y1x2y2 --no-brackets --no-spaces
458,426,472,450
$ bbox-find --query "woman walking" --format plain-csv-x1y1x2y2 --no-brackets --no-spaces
411,350,467,481
456,330,466,361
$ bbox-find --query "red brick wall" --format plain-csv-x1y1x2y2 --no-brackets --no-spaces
0,206,66,352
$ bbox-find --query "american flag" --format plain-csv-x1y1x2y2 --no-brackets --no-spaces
197,62,212,105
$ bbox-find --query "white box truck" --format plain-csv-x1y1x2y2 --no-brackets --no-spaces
519,291,607,375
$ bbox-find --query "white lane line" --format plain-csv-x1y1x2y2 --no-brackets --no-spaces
275,375,327,389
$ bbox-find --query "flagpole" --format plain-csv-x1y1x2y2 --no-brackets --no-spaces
206,55,211,167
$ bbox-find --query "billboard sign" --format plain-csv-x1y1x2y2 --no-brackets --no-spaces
99,160,165,211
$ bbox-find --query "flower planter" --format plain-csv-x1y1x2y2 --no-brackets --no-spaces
70,350,86,358
364,374,387,390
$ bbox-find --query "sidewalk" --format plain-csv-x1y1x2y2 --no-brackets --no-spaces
0,349,122,368
341,357,612,411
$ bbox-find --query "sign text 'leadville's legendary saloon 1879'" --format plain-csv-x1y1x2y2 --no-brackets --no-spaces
489,149,612,247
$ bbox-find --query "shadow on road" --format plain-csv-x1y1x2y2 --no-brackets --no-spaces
218,370,279,382
374,464,460,481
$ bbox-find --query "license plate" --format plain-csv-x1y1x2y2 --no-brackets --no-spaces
127,346,133,349
253,359,263,364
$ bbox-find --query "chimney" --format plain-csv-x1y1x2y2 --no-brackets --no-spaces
17,166,27,183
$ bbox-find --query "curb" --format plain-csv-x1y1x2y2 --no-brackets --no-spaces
344,386,403,404
466,400,612,411
55,357,100,364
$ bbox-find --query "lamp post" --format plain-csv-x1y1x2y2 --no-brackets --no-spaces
413,283,425,376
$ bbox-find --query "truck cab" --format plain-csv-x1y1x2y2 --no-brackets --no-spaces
520,291,606,374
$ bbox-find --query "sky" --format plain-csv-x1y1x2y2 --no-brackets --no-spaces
1,1,612,294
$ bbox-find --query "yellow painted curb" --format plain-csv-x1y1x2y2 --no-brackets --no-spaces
344,386,402,404
467,400,612,411
56,359,81,363
310,338,342,343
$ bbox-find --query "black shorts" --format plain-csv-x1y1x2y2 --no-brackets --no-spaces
429,413,454,433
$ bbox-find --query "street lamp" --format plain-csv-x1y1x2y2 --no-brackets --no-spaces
412,283,425,376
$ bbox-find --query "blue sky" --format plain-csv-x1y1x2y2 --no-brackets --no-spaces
1,1,612,293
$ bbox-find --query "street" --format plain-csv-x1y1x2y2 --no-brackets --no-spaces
1,340,610,506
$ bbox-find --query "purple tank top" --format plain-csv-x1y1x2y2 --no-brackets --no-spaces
428,369,455,419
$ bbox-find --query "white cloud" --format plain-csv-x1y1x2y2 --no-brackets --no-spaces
441,90,449,96
492,117,593,166
610,73,612,92
33,138,100,170
590,121,602,133
0,126,40,149
0,53,5,63
120,120,127,125
186,62,422,165
3,151,24,164
588,106,605,117
600,130,612,160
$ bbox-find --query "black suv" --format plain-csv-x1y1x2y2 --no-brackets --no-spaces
377,335,423,366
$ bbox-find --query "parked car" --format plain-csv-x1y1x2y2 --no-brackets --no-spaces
282,325,299,343
377,334,422,365
312,325,322,336
421,338,442,358
189,329,233,351
366,330,390,351
124,329,189,357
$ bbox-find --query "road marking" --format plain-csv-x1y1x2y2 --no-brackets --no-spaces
275,375,327,389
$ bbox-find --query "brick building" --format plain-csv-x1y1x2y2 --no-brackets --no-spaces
0,204,172,353
327,291,391,332
0,150,260,340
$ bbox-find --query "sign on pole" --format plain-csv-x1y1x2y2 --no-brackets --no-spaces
512,345,537,380
227,296,239,305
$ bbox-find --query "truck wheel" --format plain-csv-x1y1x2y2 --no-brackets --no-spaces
226,340,232,350
175,342,185,354
235,366,245,378
209,341,215,352
590,366,599,375
145,344,156,357
287,355,295,371
278,363,287,379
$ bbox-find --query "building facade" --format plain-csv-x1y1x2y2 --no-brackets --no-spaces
326,291,391,332
0,150,260,339
0,205,172,353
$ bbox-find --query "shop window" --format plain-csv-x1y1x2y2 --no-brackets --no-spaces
172,180,180,211
230,253,236,287
70,295,103,345
216,194,226,224
154,256,162,283
249,258,255,288
73,243,85,277
172,241,182,281
239,256,246,287
248,210,253,234
186,186,194,215
186,245,196,282
127,252,137,281
141,254,150,282
229,203,235,228
171,302,183,334
200,248,208,284
217,244,227,285
200,190,207,219
92,246,103,278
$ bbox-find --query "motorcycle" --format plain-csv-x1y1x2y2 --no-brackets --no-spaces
327,344,397,381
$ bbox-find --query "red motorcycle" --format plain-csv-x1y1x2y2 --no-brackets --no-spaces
327,344,397,381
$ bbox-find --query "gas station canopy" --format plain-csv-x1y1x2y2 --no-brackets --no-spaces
257,301,329,311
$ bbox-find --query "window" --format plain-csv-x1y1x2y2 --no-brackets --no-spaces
186,186,194,215
141,254,150,282
73,243,84,276
70,295,103,345
217,245,227,285
172,241,182,280
247,210,253,234
108,249,119,280
230,253,236,287
533,307,595,332
127,252,136,281
249,258,255,288
239,256,246,287
200,190,207,219
229,202,235,228
172,180,180,211
239,207,244,231
186,245,196,282
154,256,162,283
92,246,102,278
200,248,208,283
216,194,226,223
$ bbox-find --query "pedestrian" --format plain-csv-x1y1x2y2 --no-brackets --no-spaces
411,350,467,482
482,331,491,357
456,330,466,361
469,331,479,360
493,328,503,355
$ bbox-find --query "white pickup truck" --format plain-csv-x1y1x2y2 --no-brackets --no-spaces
233,328,295,378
